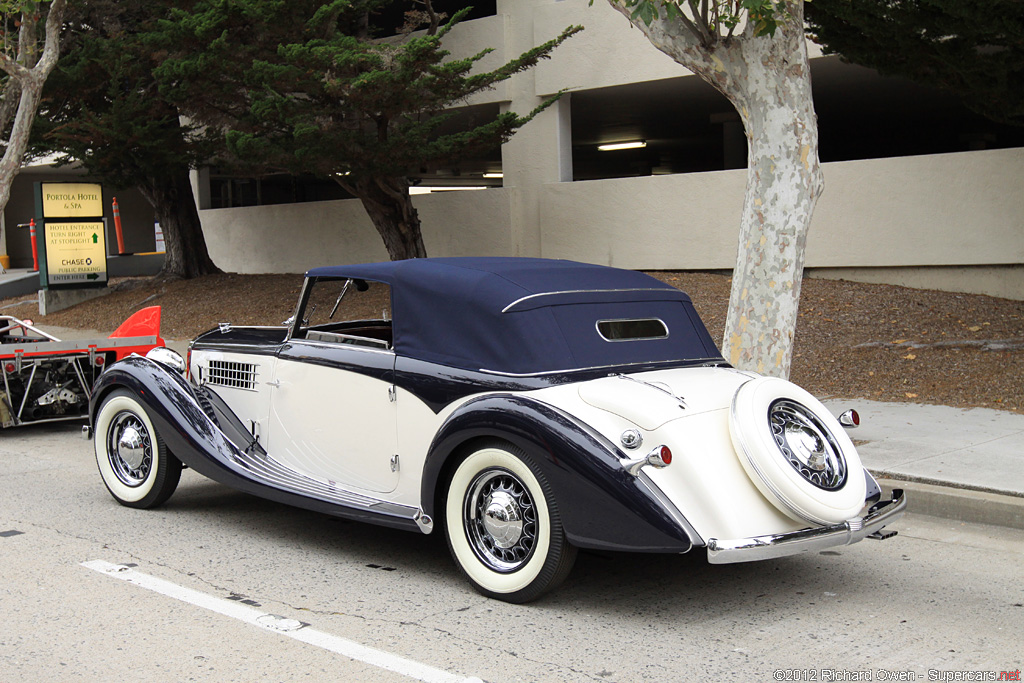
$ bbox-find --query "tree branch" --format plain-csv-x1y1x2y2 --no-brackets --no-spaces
0,53,30,81
685,0,715,45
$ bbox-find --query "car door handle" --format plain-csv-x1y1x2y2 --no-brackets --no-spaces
266,379,281,388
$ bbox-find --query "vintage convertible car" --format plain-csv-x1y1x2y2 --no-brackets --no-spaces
88,258,905,602
1,307,164,428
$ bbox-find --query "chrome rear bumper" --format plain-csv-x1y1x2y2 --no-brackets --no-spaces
706,489,907,564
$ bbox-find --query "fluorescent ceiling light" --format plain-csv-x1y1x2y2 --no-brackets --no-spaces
482,172,503,178
410,186,489,195
597,140,647,151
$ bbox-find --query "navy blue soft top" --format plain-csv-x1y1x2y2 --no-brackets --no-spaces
306,257,723,375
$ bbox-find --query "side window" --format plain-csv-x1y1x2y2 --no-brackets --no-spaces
298,278,393,349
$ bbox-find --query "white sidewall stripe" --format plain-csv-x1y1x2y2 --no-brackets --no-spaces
82,560,481,683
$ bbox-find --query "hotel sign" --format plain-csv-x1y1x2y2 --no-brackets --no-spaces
37,182,108,287
41,182,104,218
43,221,107,284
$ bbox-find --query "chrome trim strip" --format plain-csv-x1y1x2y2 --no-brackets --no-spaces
706,489,906,564
616,373,687,408
295,337,394,355
228,446,415,519
285,278,313,343
476,356,723,378
501,288,676,313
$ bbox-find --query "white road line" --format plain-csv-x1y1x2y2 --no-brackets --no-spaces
82,560,481,683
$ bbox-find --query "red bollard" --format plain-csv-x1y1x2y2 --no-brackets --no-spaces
112,196,126,254
29,218,39,273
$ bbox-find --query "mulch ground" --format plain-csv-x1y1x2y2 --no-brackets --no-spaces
3,271,1021,413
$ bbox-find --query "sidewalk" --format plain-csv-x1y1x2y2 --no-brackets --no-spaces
823,398,1024,529
0,268,38,299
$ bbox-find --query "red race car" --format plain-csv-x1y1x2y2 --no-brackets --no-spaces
1,307,165,428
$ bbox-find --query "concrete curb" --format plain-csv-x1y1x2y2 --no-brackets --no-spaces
876,476,1024,530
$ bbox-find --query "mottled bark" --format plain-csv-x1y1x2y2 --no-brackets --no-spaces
0,0,67,258
339,175,427,261
724,14,823,377
606,1,823,378
138,170,221,279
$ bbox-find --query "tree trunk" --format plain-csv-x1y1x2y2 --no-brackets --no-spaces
0,0,66,262
346,175,427,261
604,1,822,379
720,10,823,378
138,169,222,279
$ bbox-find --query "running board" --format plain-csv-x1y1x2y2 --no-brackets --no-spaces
194,384,432,533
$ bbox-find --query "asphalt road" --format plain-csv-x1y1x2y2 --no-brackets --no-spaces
2,423,1022,682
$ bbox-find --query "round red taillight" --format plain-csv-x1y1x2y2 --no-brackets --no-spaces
94,355,105,366
850,410,860,426
4,363,14,373
659,445,672,465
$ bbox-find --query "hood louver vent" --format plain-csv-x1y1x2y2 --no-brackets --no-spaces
206,360,258,391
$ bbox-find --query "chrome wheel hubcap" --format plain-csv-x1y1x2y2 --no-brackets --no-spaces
107,413,153,487
769,399,847,490
465,469,537,573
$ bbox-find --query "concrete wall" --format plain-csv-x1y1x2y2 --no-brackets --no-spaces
539,147,1024,269
202,188,514,272
537,147,1024,299
199,147,1024,299
194,0,1024,300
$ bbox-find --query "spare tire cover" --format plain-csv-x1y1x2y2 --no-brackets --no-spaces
729,376,866,525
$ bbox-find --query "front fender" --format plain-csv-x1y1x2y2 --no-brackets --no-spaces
421,394,700,553
90,355,252,478
90,355,419,531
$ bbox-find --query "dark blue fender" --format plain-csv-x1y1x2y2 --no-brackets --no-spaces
89,356,420,532
421,395,701,553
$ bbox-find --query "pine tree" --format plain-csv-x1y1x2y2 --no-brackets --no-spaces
156,1,580,260
38,1,221,278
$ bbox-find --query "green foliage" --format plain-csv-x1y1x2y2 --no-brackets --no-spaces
35,1,220,190
157,1,581,186
806,0,1024,126
0,0,51,15
591,0,791,43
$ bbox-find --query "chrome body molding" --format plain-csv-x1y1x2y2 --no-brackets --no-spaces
706,489,906,564
500,288,676,313
225,437,418,520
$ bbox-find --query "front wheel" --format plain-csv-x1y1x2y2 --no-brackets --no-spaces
444,442,576,603
94,389,182,509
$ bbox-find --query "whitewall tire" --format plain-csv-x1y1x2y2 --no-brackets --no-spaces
444,442,576,603
94,390,182,509
729,377,866,525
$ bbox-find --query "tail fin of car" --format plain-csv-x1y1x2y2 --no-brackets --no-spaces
109,306,164,347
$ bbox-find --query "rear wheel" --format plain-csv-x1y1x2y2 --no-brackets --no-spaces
94,390,181,509
444,442,576,603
